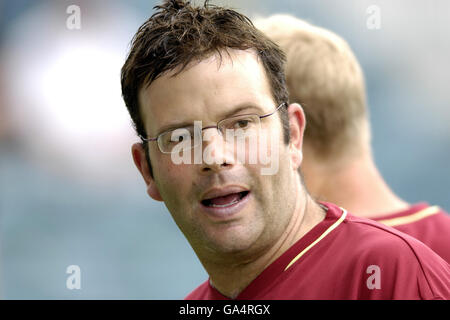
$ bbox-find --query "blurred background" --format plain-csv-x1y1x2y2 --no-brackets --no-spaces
0,0,449,299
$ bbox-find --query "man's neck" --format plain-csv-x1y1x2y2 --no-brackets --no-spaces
202,190,326,299
303,152,409,219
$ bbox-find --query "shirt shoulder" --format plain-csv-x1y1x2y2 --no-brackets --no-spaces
373,204,450,263
185,280,229,300
341,212,450,299
185,280,209,300
244,203,449,299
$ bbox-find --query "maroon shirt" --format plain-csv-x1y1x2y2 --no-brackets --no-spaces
373,203,450,263
186,202,450,300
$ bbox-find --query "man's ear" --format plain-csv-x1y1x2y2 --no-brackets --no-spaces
287,103,306,170
131,143,163,201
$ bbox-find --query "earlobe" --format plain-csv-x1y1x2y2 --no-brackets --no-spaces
131,143,163,202
147,181,163,202
287,103,306,170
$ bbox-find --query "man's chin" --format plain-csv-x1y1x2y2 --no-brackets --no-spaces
202,230,261,257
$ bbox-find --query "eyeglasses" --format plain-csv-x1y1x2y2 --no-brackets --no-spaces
140,102,287,154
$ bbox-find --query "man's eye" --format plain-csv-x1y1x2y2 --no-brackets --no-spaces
168,128,194,144
172,134,190,142
234,119,251,129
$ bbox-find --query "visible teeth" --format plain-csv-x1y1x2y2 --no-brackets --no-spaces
210,199,240,208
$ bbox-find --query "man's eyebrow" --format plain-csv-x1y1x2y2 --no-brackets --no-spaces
154,103,265,136
155,121,195,137
221,103,265,119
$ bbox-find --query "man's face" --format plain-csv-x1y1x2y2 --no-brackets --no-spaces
136,49,302,260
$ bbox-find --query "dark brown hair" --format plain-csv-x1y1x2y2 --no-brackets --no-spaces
121,0,290,174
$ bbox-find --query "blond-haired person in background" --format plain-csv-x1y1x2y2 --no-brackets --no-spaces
256,14,450,263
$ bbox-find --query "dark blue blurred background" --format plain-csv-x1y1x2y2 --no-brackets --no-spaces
0,0,449,299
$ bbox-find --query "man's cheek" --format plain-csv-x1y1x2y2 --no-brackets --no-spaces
258,129,281,176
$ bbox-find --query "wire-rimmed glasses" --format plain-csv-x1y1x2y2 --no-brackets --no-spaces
140,102,287,154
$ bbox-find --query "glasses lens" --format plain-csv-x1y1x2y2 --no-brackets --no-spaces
220,114,260,137
158,126,198,153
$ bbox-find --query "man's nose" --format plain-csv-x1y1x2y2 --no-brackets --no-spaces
199,128,235,174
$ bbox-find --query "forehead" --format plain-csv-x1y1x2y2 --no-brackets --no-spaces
138,49,275,135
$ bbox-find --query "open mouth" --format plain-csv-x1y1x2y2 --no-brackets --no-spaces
201,191,250,208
